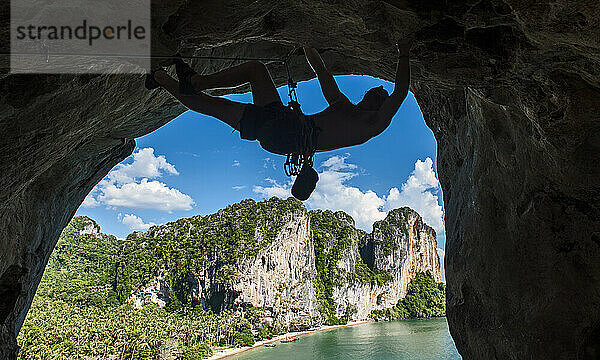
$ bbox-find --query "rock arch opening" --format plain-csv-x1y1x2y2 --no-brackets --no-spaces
1,0,599,358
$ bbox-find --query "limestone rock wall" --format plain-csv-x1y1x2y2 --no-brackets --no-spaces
128,272,170,309
1,0,599,358
333,208,441,320
332,243,377,320
373,208,441,307
233,210,319,327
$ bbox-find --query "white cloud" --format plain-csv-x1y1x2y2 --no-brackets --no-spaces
121,213,156,231
383,158,444,237
99,179,194,212
306,168,386,230
252,156,445,241
232,160,241,167
320,154,357,171
81,148,194,212
232,185,247,190
437,247,446,282
109,148,178,185
437,247,445,261
81,194,100,208
253,178,292,199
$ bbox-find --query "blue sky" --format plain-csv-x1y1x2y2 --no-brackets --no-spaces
77,75,446,275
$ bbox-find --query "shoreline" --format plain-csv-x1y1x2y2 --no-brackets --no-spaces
206,320,371,360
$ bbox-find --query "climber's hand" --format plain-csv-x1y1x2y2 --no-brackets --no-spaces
396,39,412,57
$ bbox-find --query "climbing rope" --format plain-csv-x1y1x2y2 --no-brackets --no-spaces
0,51,287,64
0,51,287,73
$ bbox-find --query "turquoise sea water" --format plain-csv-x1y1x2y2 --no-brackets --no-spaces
233,318,461,360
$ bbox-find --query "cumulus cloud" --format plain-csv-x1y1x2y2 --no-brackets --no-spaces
81,195,100,208
82,148,194,212
383,158,444,238
232,160,241,167
109,148,178,185
306,158,386,230
99,179,194,211
252,155,445,240
320,154,357,171
121,213,156,231
253,178,292,199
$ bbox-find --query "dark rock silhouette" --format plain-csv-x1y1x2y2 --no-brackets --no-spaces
1,0,599,358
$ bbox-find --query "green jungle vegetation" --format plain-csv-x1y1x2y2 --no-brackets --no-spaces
370,272,446,320
17,198,445,359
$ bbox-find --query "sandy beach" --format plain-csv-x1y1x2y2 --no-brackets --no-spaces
206,320,371,360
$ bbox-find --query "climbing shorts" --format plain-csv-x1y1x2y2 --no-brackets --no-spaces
239,101,313,155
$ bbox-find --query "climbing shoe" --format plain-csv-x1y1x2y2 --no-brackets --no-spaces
145,69,162,90
291,163,319,201
174,53,197,95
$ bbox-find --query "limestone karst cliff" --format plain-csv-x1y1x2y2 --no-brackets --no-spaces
2,0,599,358
124,198,441,327
347,208,442,317
232,209,320,327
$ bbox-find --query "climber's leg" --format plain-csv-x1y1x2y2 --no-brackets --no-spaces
154,69,245,131
190,61,282,107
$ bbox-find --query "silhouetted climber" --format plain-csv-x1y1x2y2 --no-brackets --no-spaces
145,41,411,200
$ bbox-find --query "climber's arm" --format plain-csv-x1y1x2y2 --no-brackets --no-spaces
303,46,349,105
373,41,411,132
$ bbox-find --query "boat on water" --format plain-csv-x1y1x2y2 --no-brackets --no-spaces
281,337,299,343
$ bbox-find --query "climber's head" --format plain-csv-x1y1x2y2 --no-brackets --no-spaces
357,86,388,111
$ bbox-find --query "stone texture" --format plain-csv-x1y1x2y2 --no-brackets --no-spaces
333,208,441,319
369,208,442,307
128,272,170,309
233,210,320,327
1,0,599,358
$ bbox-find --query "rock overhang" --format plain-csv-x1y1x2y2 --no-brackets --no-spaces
1,0,600,358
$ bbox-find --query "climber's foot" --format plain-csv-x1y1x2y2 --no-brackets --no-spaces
174,53,198,95
145,68,163,90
